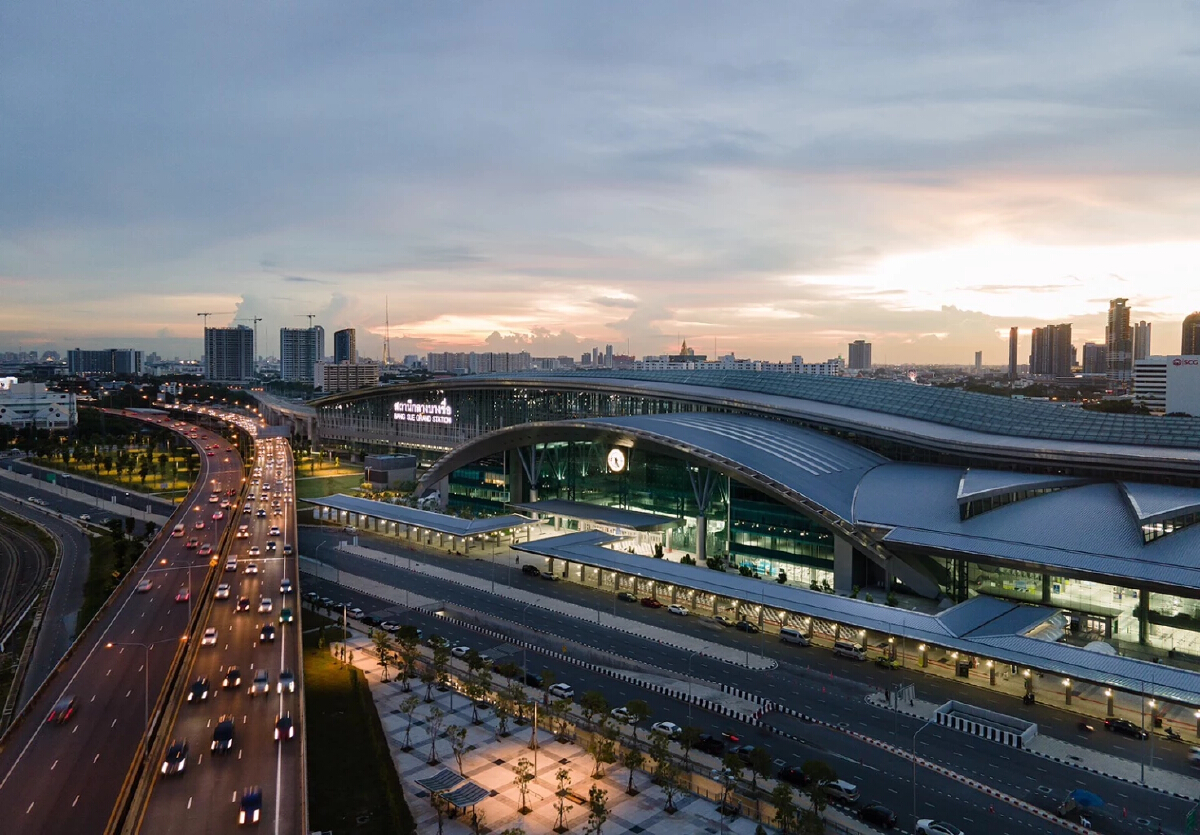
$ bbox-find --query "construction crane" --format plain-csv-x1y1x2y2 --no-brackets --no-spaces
295,314,316,328
197,312,235,327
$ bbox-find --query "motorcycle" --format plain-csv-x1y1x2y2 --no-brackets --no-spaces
1166,727,1183,742
1078,721,1095,732
1022,692,1036,706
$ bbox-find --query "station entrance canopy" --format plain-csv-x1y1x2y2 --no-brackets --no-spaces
511,499,677,532
513,531,1200,706
307,493,537,538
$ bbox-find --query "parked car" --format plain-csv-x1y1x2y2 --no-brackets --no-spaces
651,721,682,739
640,597,663,609
714,614,735,627
610,706,638,723
776,765,810,788
695,734,725,755
616,591,638,602
859,803,898,829
735,620,760,633
540,571,560,581
548,683,575,699
521,564,541,576
915,822,964,835
823,779,860,804
667,604,689,616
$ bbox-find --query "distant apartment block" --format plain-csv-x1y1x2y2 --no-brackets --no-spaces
315,361,379,393
1183,312,1200,355
67,348,143,376
1134,321,1152,361
848,340,872,371
1106,298,1133,383
1029,323,1072,377
1008,326,1019,380
333,328,357,364
1082,342,1106,375
204,326,255,383
426,352,533,374
280,326,325,384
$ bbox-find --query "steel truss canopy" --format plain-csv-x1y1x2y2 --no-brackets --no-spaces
307,493,536,537
516,532,1200,706
512,499,677,531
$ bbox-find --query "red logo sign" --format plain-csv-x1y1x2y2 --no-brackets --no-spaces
1174,358,1199,366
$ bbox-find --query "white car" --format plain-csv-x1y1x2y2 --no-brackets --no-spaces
714,615,735,627
451,645,471,659
201,627,218,646
258,597,273,613
244,562,258,575
548,683,575,699
651,721,682,738
916,822,964,835
667,604,689,616
215,583,231,599
249,670,270,696
610,706,637,723
248,546,260,556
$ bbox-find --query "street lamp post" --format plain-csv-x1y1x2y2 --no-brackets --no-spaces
104,636,184,735
686,650,700,723
912,719,935,826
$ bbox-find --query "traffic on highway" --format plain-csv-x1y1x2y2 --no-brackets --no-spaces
138,433,304,833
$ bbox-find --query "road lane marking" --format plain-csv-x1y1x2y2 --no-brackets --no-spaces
50,760,57,770
26,802,34,813
72,796,79,807
93,754,99,763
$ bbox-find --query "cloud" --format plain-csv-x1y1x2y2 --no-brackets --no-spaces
2,2,1200,361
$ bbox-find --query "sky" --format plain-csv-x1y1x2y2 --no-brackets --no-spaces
3,1,1200,364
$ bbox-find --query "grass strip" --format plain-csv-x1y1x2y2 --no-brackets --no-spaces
303,617,415,835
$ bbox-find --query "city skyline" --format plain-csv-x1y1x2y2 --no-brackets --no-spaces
5,3,1200,362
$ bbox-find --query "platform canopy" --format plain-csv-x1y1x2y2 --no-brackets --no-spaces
309,493,538,537
512,499,677,531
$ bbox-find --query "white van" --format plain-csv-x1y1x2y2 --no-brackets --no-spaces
832,639,866,660
171,524,186,538
780,627,811,646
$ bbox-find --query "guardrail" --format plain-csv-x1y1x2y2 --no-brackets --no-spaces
107,461,248,835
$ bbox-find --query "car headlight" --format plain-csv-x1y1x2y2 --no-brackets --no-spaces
252,809,260,822
239,811,246,823
161,762,169,774
177,760,185,772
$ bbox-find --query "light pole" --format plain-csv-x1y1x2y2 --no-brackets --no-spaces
104,636,184,734
521,602,534,682
912,719,935,826
686,650,700,723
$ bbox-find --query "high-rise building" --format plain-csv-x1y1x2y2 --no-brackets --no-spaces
848,340,872,371
605,344,613,369
1029,323,1072,377
279,326,325,384
1134,321,1152,360
1082,343,1106,375
1106,298,1133,383
1182,312,1200,355
1008,327,1019,380
333,328,357,365
974,351,982,372
204,326,255,382
67,348,143,376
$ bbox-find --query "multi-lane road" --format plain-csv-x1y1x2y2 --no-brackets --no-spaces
301,527,1191,834
138,434,304,834
0,417,242,834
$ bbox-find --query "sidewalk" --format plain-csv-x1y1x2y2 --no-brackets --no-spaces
865,692,1200,800
338,635,870,835
335,541,777,671
0,467,171,526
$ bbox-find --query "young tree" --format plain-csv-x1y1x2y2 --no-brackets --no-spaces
447,724,468,776
771,783,799,834
432,641,451,690
512,757,535,815
372,630,394,681
421,664,438,703
497,661,522,686
648,731,671,782
400,695,420,751
579,691,608,730
539,668,556,704
507,681,530,724
622,747,644,795
624,699,651,744
396,629,420,690
588,721,618,778
494,691,513,738
801,759,838,819
585,784,609,835
747,745,774,797
554,768,572,832
719,752,743,812
550,698,574,741
678,726,702,771
659,757,683,813
464,679,486,725
426,706,445,764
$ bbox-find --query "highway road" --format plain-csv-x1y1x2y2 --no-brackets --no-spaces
139,435,304,835
3,458,176,518
0,469,158,539
300,529,1192,834
0,417,243,834
0,497,92,707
